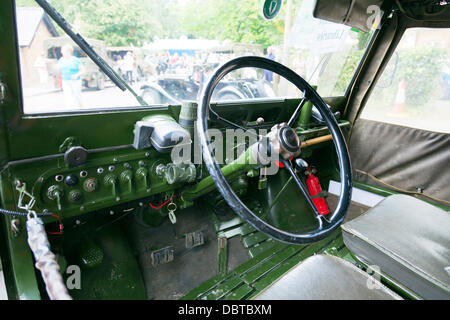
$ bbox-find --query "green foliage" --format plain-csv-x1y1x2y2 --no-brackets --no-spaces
16,0,302,49
171,0,299,49
15,0,38,6
332,32,372,94
49,0,160,46
370,47,448,109
333,49,364,94
17,0,181,46
397,47,447,106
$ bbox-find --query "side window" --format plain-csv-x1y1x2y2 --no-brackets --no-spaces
360,28,450,133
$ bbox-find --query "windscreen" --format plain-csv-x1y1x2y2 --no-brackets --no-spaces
15,0,375,114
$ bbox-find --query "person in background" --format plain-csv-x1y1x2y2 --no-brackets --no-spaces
58,44,84,108
170,53,179,66
124,52,134,84
264,46,276,84
115,55,125,78
34,52,48,84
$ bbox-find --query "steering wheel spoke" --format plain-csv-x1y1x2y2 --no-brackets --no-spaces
287,95,307,127
281,159,322,218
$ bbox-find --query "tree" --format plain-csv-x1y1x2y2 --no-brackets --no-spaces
171,0,302,49
16,0,302,48
16,0,177,46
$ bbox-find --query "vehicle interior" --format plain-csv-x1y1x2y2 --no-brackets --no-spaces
0,0,449,300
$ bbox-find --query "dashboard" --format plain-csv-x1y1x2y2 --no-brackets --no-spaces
2,98,349,222
7,147,176,220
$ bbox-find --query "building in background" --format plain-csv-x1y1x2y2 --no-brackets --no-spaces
16,7,58,85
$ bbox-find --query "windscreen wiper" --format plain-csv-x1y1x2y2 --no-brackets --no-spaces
35,0,147,106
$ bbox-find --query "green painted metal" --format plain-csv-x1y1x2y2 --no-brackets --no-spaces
2,148,179,221
203,277,243,300
222,283,254,300
181,229,345,300
353,180,450,211
0,0,16,168
242,232,269,248
59,217,146,300
0,82,306,300
297,85,317,128
248,239,276,258
181,147,258,201
217,237,228,277
179,101,197,137
241,246,303,284
249,235,345,294
0,177,41,299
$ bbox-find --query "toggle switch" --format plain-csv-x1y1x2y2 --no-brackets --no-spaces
104,174,118,198
47,185,64,211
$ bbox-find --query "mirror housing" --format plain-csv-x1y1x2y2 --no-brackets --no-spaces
313,0,385,32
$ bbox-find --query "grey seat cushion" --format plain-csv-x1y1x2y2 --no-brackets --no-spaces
342,194,450,300
254,254,401,300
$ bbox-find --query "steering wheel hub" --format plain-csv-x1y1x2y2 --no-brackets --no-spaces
266,123,301,160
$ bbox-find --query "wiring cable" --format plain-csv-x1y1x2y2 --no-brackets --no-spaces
0,207,53,217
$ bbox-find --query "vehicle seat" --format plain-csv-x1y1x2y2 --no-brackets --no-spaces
341,194,450,300
254,254,401,300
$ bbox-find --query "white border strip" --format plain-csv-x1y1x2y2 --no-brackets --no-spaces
328,180,385,207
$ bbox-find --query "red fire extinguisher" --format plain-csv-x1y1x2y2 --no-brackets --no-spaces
305,168,329,215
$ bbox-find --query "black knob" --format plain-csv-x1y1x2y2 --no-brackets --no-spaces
64,146,88,167
65,174,78,186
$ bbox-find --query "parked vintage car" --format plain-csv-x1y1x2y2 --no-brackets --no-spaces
140,66,276,104
140,43,275,104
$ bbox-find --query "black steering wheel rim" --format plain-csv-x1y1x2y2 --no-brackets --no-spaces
197,56,352,244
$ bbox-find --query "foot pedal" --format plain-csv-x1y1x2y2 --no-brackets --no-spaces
151,246,174,266
185,230,205,249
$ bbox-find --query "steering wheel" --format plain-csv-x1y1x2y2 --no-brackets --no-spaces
197,56,352,244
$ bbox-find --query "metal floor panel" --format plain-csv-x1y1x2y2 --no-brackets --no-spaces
182,228,353,300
